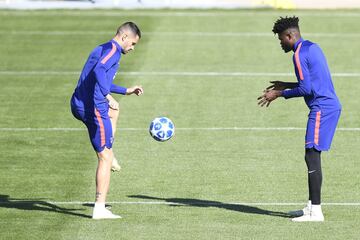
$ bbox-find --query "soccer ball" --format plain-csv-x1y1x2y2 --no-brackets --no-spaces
149,117,175,142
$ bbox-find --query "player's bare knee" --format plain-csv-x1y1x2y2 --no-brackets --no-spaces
97,148,113,162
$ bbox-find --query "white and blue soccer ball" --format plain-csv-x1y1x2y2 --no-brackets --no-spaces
149,117,175,142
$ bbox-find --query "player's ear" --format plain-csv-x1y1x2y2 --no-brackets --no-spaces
122,34,128,42
289,29,297,41
286,32,293,41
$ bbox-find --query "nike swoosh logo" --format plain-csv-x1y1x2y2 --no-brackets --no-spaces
308,170,316,174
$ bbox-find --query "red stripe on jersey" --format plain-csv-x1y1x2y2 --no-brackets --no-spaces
101,42,116,64
294,42,304,80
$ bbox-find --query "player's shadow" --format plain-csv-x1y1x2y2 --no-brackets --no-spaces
128,195,291,218
0,194,91,218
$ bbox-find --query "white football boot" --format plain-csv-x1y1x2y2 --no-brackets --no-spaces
111,157,121,172
288,200,311,217
92,205,122,220
292,205,324,222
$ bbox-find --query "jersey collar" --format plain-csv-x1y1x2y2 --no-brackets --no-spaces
111,39,123,54
293,38,304,52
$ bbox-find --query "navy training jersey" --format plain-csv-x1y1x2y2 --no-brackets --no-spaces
282,38,341,112
72,39,127,111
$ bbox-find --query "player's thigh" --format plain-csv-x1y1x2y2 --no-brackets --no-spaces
318,110,341,149
305,110,340,151
71,104,86,122
85,108,114,152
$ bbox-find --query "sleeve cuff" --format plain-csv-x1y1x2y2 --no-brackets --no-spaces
281,90,290,99
110,85,127,95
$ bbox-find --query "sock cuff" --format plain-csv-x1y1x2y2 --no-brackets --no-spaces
312,204,322,211
94,202,105,209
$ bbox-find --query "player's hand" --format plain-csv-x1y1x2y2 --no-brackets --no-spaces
106,94,119,110
266,81,287,91
126,85,144,96
257,90,282,107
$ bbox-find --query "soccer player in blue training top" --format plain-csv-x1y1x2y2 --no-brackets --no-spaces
70,22,143,219
257,16,341,222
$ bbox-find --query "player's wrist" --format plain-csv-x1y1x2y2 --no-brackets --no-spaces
277,90,284,97
274,90,282,97
125,88,131,95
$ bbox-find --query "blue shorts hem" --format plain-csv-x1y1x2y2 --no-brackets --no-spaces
305,143,329,152
93,144,112,153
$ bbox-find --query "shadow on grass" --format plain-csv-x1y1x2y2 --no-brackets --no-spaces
0,194,91,218
128,194,291,218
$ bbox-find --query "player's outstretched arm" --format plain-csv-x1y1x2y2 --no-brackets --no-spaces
126,86,144,96
266,81,298,90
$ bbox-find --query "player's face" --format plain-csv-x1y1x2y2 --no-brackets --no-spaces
121,33,140,55
278,32,293,53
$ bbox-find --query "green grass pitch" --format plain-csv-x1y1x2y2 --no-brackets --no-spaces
0,9,360,239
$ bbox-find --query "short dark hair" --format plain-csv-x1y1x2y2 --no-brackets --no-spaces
272,16,299,34
117,22,141,38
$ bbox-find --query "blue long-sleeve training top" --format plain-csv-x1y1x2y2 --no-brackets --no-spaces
72,39,127,111
281,38,341,112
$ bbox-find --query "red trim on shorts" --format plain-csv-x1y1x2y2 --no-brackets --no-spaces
95,108,105,147
314,111,321,145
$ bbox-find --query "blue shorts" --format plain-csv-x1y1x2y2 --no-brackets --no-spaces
71,103,113,153
305,109,341,151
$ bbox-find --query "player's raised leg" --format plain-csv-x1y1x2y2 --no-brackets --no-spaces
92,147,121,219
109,107,120,137
108,107,121,172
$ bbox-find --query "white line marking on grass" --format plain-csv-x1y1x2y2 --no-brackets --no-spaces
53,201,360,206
1,200,358,206
0,71,360,78
0,127,359,132
0,71,79,75
0,127,87,131
1,30,360,38
2,11,360,18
